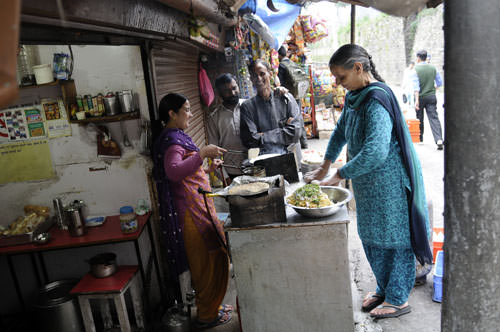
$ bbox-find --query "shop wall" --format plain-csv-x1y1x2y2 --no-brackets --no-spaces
336,6,444,88
0,45,158,313
1,45,152,222
350,15,406,86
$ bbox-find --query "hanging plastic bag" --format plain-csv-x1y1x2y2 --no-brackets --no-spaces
300,15,328,44
198,64,214,106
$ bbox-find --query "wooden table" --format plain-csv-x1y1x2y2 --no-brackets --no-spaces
0,213,162,311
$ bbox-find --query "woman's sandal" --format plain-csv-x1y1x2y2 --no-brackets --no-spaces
219,304,234,313
361,293,385,312
195,311,232,329
370,304,411,319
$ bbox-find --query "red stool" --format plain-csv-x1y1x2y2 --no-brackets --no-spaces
71,265,144,332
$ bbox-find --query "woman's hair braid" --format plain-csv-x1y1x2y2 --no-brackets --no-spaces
329,44,385,83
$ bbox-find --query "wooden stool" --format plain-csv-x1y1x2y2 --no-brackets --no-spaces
71,265,144,332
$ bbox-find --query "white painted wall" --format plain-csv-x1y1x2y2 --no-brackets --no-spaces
0,45,158,314
1,45,152,223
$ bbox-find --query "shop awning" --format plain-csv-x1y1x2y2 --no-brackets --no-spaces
235,0,443,18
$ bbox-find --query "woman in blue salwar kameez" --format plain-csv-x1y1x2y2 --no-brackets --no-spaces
305,44,432,319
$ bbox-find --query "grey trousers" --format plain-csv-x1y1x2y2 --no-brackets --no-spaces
416,94,443,143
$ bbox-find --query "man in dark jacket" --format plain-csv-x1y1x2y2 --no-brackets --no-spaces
412,50,444,150
240,59,301,156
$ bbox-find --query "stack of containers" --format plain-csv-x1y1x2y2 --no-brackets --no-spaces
406,119,421,143
432,250,444,302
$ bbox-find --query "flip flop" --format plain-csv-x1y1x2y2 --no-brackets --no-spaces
219,304,234,313
195,311,232,329
361,293,385,312
370,304,411,319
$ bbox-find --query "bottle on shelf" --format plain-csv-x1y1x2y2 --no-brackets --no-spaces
17,45,36,86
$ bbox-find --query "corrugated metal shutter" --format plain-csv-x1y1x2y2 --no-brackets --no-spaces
151,41,206,148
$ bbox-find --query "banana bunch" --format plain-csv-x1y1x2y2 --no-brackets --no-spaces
189,17,211,39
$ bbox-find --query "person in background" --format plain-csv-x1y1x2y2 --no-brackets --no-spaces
412,49,444,150
207,73,247,182
278,45,309,149
401,61,416,109
152,93,233,329
208,73,292,182
305,44,432,319
240,59,302,156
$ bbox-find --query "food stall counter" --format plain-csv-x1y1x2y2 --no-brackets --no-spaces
225,180,354,332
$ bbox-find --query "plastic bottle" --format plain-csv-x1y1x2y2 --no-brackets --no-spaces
17,45,35,86
119,206,138,233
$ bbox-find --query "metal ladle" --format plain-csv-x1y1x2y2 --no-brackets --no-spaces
120,120,132,147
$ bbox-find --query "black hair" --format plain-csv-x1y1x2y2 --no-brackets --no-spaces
328,44,385,83
158,93,188,124
417,50,427,61
151,93,188,155
248,59,271,75
278,46,287,58
215,73,236,92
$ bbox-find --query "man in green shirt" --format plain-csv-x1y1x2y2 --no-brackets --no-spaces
412,50,444,150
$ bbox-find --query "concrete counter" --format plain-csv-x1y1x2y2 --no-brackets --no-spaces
225,192,354,332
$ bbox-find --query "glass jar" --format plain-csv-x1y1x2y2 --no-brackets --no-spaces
119,206,138,233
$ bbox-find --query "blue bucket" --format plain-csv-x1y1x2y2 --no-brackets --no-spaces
432,250,444,302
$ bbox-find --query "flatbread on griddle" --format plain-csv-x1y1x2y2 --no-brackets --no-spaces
228,182,270,196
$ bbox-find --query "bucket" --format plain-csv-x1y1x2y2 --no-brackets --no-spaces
32,64,53,85
432,227,444,263
33,279,84,332
432,250,444,302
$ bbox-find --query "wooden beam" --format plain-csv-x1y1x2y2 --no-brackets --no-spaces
338,0,369,8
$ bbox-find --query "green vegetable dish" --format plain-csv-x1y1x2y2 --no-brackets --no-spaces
286,183,333,208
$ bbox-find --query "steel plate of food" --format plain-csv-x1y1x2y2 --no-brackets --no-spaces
286,183,352,218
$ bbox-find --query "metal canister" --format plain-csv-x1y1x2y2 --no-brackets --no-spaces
52,198,67,230
64,200,87,237
117,90,133,113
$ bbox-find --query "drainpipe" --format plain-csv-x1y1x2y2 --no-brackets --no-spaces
350,4,355,44
156,0,237,26
443,1,500,331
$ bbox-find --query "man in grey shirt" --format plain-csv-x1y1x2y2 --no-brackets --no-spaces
240,59,301,155
207,73,247,179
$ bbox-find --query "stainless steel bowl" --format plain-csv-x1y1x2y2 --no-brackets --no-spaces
33,232,51,245
287,186,352,218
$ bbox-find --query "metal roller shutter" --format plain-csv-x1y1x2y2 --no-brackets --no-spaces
151,41,206,148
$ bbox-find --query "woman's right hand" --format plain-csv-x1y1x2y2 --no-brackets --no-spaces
303,167,328,183
303,160,331,183
200,144,227,160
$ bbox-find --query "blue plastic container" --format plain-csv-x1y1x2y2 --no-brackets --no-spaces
432,250,444,302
